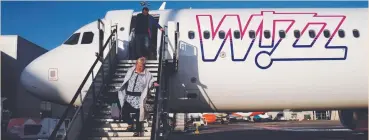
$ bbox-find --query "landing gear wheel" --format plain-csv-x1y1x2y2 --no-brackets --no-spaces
156,113,172,140
339,109,368,131
168,117,175,131
164,114,174,140
339,110,357,130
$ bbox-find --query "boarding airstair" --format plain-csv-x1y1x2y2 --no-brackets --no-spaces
79,60,159,140
48,19,179,140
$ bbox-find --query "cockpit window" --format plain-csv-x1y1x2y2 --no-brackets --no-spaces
81,32,94,44
64,33,80,45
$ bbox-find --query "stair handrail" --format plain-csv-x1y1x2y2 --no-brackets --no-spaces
150,25,168,140
173,22,179,72
48,20,117,140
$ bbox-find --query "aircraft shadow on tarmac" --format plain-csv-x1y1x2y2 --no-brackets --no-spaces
169,121,368,140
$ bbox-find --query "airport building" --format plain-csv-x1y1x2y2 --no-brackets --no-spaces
0,35,67,122
268,110,340,121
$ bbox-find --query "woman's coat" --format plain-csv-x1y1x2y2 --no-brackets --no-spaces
117,65,155,121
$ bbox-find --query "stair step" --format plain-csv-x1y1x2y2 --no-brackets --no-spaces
109,83,123,87
88,136,151,140
106,83,157,88
93,112,113,117
91,127,151,132
95,100,155,107
97,95,114,99
92,115,116,119
110,77,158,83
97,96,156,105
116,68,159,72
95,102,154,109
117,63,159,67
91,123,149,128
96,102,112,107
97,98,114,103
96,99,116,104
98,94,156,101
96,104,163,111
114,72,158,77
92,114,115,118
103,67,115,72
95,109,155,116
94,77,109,82
92,119,123,124
105,88,157,93
96,98,117,103
95,106,153,114
112,78,124,82
97,98,119,103
93,119,151,124
89,131,151,137
94,107,113,113
119,60,159,64
100,72,158,78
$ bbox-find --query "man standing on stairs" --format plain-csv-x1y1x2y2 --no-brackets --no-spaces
118,57,159,137
134,7,164,59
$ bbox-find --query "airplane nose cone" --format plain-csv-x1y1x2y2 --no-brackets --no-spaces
20,61,55,102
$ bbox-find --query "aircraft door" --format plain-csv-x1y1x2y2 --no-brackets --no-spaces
167,20,216,112
104,10,134,60
165,21,179,63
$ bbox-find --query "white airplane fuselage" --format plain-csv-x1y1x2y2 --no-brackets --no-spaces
21,8,368,113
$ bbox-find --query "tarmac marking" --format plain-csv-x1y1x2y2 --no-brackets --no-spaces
185,125,266,135
259,126,352,132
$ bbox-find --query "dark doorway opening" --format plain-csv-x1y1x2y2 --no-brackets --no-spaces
129,15,160,60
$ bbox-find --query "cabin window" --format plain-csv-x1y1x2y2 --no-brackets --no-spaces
294,30,301,38
338,29,345,38
323,30,331,38
234,30,240,39
203,31,210,39
353,29,360,38
264,30,271,39
279,30,286,38
219,30,225,39
309,30,316,38
64,33,80,45
81,32,94,44
188,31,195,39
249,30,256,39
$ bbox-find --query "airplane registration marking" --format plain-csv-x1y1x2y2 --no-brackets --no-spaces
195,11,347,69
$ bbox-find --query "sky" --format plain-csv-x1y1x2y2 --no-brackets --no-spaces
1,1,368,50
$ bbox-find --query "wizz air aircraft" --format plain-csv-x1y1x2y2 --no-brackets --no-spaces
20,4,368,131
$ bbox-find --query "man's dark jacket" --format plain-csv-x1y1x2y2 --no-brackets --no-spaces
135,13,162,37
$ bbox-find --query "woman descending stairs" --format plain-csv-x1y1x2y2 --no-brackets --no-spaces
81,59,159,140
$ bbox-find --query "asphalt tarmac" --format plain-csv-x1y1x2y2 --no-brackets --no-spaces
168,120,368,140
